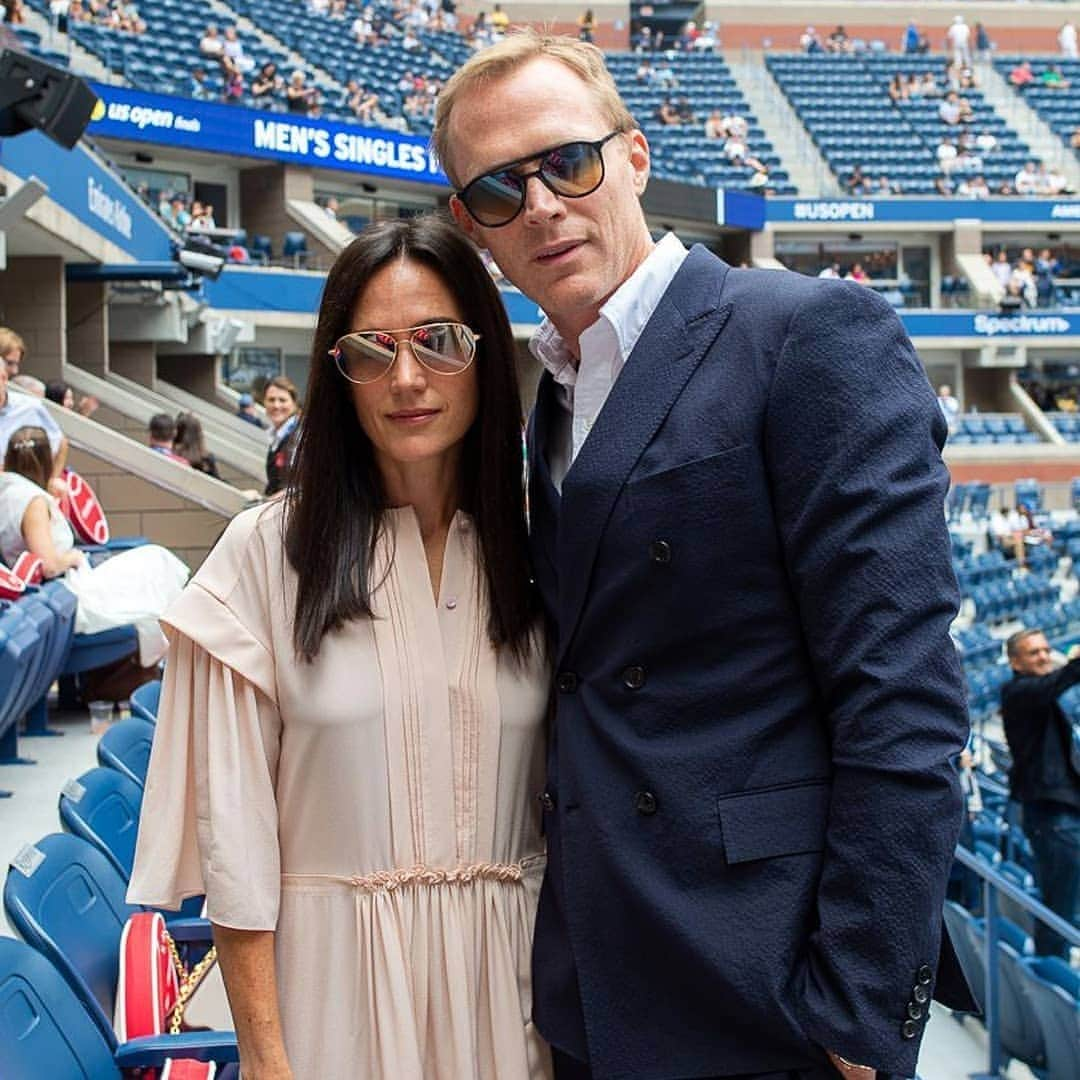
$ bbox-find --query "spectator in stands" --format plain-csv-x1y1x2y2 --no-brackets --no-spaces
251,61,284,108
817,262,841,279
488,2,508,33
843,163,866,193
934,173,956,196
577,7,595,43
974,129,999,155
437,31,974,1078
189,67,212,101
674,96,695,124
917,71,941,97
654,98,679,126
844,262,869,284
946,15,972,68
1035,248,1060,307
1040,64,1071,91
936,136,958,171
936,384,960,429
799,25,823,54
901,20,920,56
990,506,1027,561
128,215,548,1079
974,22,991,60
187,201,217,232
44,379,98,417
223,26,253,74
1001,629,1080,958
0,362,67,494
887,75,909,104
286,70,318,115
220,53,246,104
1015,161,1040,196
876,175,902,195
1061,21,1078,61
235,392,265,429
1009,60,1035,88
0,327,24,378
263,375,300,495
938,92,962,126
147,413,189,465
825,25,851,55
957,174,990,199
199,23,224,58
703,109,726,139
654,61,677,88
348,83,381,124
4,0,25,23
990,249,1012,287
173,413,220,479
0,425,187,696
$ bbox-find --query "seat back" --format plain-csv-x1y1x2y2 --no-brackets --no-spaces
0,937,118,1080
282,231,307,256
59,767,144,880
130,679,162,724
3,832,140,1047
1021,958,1080,1080
97,717,155,788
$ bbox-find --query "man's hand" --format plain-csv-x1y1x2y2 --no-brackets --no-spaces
828,1050,876,1080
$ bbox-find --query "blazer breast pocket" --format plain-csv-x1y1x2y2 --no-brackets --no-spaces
717,779,831,865
627,444,755,520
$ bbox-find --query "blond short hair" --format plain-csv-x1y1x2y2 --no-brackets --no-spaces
0,328,26,360
433,29,636,186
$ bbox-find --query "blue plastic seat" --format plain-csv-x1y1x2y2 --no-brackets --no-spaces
0,932,237,1078
130,679,161,725
1020,957,1080,1080
282,231,309,268
96,717,155,788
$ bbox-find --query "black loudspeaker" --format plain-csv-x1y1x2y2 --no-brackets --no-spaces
0,48,97,149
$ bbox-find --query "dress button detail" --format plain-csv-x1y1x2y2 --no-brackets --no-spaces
901,1019,918,1040
635,791,658,815
557,671,579,693
622,665,646,690
649,540,672,564
540,792,556,812
912,984,929,1004
445,598,457,610
917,964,933,985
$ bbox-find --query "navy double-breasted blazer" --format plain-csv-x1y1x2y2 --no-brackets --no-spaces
527,246,973,1079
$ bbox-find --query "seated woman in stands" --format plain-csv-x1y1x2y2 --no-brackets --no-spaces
129,216,550,1077
173,413,221,479
0,426,189,696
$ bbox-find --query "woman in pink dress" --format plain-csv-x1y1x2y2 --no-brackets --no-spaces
130,216,552,1078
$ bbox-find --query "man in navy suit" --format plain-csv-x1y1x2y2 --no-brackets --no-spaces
437,31,973,1080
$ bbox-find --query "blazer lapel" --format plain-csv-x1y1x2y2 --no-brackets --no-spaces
556,246,733,664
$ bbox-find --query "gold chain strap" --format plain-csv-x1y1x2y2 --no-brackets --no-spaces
165,934,218,1036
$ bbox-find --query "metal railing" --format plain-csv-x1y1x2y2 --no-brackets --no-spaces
951,844,1080,1078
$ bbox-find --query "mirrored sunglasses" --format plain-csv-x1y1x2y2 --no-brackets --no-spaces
457,130,624,228
330,322,480,384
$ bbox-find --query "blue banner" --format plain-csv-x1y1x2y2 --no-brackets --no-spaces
86,82,447,187
0,129,173,261
767,197,1080,225
902,310,1080,338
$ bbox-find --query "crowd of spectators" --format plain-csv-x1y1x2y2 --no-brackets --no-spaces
842,166,903,196
1009,60,1072,92
629,17,718,55
987,247,1063,308
54,0,145,35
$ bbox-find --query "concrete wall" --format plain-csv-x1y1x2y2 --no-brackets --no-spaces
0,256,66,382
239,165,336,269
67,444,233,569
66,282,109,378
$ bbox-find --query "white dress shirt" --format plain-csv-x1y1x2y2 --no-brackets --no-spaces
529,232,688,489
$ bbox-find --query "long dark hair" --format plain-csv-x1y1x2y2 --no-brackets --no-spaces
285,215,536,663
173,412,208,465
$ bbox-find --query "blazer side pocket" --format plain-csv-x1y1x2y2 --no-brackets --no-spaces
717,779,831,865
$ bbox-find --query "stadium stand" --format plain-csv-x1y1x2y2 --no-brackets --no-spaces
995,57,1080,159
767,52,1040,195
947,413,1041,446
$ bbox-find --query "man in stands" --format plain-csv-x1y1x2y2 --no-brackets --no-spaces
438,30,973,1080
1002,629,1080,957
0,326,24,378
147,413,189,465
235,393,266,429
0,358,68,494
946,15,971,68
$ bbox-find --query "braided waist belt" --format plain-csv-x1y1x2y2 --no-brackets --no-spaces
281,854,545,894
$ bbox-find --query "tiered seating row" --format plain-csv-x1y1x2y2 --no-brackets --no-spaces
949,413,1041,447
994,56,1080,156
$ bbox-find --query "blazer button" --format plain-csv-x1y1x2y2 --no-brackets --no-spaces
912,984,929,1005
539,791,556,812
901,1019,918,1040
649,540,672,564
622,665,646,690
906,1002,923,1021
635,791,658,815
917,964,933,985
557,671,578,693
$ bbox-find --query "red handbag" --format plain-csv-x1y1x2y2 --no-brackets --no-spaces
0,563,27,600
60,468,110,545
115,912,218,1080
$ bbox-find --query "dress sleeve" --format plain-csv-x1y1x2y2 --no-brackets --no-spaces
127,629,283,931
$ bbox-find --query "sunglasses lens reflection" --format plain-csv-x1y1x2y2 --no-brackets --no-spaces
334,324,476,383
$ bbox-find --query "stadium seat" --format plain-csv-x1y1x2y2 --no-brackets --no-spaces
282,231,310,269
97,718,155,788
0,922,237,1079
130,679,161,725
250,234,273,265
1020,957,1080,1080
